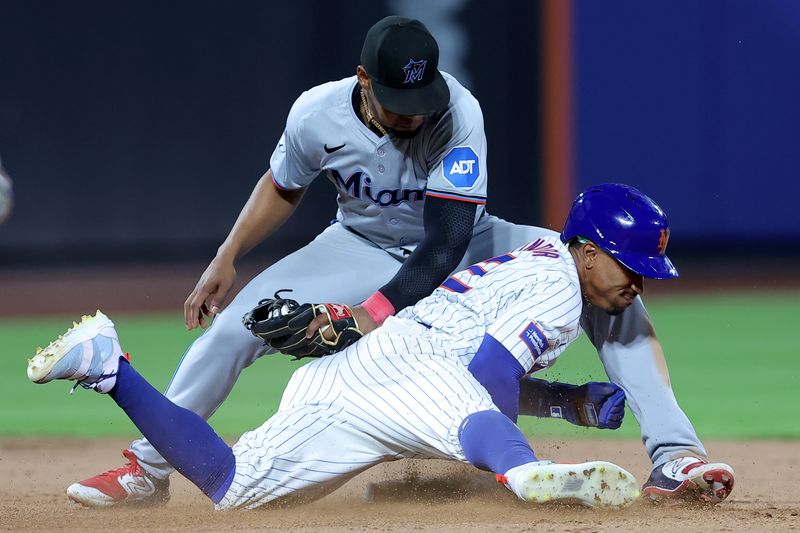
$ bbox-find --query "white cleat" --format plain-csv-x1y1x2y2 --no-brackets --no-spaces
27,310,127,393
501,460,640,509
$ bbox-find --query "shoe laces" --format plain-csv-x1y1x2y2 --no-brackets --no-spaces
68,353,129,395
69,369,121,395
93,450,146,483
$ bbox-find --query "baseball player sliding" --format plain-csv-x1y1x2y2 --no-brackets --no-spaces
30,184,733,509
62,16,732,506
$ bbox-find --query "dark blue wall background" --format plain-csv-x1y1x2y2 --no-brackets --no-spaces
0,0,540,264
0,1,381,262
575,0,800,246
2,0,797,266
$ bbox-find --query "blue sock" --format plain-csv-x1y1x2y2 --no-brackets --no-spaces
458,410,537,474
109,359,235,503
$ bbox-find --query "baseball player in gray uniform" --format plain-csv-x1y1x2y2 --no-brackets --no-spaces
30,184,724,509
64,17,732,506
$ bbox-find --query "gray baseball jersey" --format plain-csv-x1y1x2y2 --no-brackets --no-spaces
270,72,487,249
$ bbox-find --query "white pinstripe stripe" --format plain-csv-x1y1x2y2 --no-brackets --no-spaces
346,337,446,440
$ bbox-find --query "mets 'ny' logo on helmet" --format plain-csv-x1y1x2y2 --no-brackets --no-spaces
403,59,427,84
657,228,670,255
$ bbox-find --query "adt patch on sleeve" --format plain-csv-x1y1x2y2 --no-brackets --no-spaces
442,146,480,188
519,322,550,358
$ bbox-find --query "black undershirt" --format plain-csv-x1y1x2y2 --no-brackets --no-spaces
379,196,477,312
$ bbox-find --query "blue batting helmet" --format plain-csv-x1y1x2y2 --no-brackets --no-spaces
560,183,679,279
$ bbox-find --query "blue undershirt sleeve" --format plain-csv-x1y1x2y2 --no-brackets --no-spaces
467,333,526,422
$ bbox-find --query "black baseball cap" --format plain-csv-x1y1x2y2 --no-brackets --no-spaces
360,16,450,116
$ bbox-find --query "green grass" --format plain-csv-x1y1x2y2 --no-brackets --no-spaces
1,315,305,437
519,292,800,439
2,291,798,440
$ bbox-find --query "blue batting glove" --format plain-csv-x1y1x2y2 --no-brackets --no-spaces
572,382,626,429
517,377,626,429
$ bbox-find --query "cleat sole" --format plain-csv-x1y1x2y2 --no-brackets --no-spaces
517,461,640,509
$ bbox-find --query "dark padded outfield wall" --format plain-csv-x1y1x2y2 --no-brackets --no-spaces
0,0,541,265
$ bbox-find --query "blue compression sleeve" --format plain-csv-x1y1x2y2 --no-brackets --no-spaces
458,410,537,473
110,359,235,503
467,334,526,421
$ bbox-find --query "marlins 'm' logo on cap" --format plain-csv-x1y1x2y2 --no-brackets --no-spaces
403,59,427,84
360,16,450,115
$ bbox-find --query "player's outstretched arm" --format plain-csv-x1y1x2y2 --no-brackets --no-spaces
358,196,476,329
517,376,626,429
304,196,477,341
581,299,707,461
184,169,306,329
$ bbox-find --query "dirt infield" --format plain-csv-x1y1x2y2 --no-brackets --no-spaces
2,438,797,532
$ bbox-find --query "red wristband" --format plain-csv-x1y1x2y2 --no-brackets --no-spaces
362,291,395,326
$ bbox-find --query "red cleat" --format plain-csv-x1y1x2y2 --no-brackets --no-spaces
66,450,170,507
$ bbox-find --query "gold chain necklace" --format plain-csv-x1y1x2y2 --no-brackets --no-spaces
360,89,388,137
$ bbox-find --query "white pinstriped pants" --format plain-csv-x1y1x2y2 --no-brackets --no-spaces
216,318,497,510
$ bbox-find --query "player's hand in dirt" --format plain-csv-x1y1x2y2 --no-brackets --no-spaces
184,257,237,329
306,305,378,341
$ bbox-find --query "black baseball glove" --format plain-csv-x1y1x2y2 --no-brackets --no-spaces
242,290,364,359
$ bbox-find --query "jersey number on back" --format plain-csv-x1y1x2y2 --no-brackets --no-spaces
439,253,516,294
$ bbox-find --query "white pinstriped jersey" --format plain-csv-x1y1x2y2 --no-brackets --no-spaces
220,318,497,510
217,236,584,510
398,236,584,372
